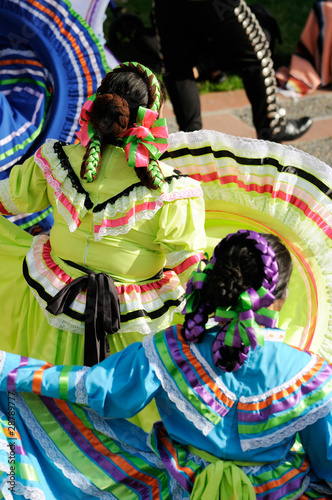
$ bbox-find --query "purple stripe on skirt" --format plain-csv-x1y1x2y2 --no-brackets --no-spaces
154,422,193,492
7,357,29,392
42,397,157,497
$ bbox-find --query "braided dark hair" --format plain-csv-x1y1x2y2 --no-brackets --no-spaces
182,231,293,371
80,62,167,189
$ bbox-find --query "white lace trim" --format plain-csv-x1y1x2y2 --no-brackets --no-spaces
29,269,185,336
0,179,22,215
93,185,203,241
240,397,332,451
190,344,237,401
240,464,265,475
310,481,332,495
290,476,310,500
94,202,163,240
117,300,185,335
0,441,10,457
168,476,190,500
167,130,332,366
0,408,45,500
240,464,310,498
0,351,6,374
143,334,214,436
165,250,198,268
5,481,46,500
94,175,202,219
35,140,88,232
16,395,117,498
239,353,318,403
31,290,85,335
38,138,202,237
74,367,90,404
0,460,10,474
86,409,164,468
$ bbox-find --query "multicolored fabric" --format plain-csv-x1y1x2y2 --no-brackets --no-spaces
144,326,332,450
0,367,187,498
31,139,202,239
121,107,169,169
23,234,194,336
75,93,98,148
163,129,332,364
215,285,278,349
149,424,318,500
0,337,331,499
0,136,205,367
144,325,237,435
237,352,332,452
0,42,50,174
0,0,109,232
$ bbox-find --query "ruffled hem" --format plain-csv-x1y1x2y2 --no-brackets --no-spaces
14,395,116,498
24,234,187,336
0,0,109,151
35,140,90,232
164,130,332,364
0,47,48,173
0,178,21,215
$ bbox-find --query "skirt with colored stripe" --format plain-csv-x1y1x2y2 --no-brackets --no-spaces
0,0,109,233
1,128,332,364
0,214,186,366
163,130,332,364
0,393,189,500
149,423,332,500
1,129,332,368
0,397,329,500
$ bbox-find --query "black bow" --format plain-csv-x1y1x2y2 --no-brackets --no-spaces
46,262,120,366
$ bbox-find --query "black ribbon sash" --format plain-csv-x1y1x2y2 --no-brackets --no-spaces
45,260,120,366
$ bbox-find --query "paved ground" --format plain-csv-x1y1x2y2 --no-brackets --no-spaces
163,87,332,167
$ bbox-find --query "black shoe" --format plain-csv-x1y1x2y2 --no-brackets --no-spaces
270,117,313,143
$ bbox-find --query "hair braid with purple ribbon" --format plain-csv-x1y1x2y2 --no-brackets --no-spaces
182,230,281,371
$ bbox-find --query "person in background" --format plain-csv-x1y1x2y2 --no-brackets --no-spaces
153,0,313,142
0,230,331,499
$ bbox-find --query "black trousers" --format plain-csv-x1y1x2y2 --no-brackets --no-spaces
153,0,283,137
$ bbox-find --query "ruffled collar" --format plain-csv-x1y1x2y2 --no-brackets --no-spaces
35,140,203,238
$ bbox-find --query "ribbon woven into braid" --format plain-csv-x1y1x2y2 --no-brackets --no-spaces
75,62,169,173
182,231,280,367
214,231,279,350
76,94,97,147
183,254,214,316
214,286,278,350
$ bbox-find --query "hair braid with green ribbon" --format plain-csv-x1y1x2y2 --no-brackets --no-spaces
182,230,280,372
76,62,169,188
115,62,168,190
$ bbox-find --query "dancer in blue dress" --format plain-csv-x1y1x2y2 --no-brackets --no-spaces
0,230,331,499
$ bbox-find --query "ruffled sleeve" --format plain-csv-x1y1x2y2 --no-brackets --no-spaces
154,194,206,285
0,155,49,215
